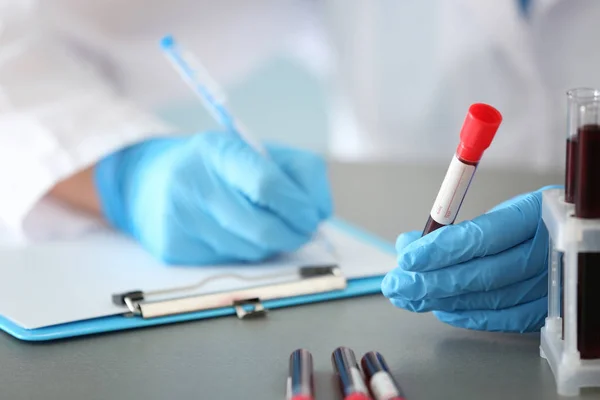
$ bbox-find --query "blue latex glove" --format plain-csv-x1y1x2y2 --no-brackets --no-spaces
382,186,559,333
94,131,332,265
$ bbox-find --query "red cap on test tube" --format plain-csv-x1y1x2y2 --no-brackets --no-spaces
422,103,502,236
455,103,503,163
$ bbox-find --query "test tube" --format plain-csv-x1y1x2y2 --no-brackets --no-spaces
558,89,597,338
422,104,503,236
287,349,315,400
572,92,600,359
574,92,600,218
557,88,589,337
360,352,405,400
332,347,373,400
564,89,587,204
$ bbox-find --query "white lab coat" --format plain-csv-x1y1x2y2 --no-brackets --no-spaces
325,0,600,169
0,0,316,243
1,0,599,243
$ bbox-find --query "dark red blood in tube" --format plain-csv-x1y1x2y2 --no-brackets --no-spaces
577,253,600,359
574,124,600,360
564,137,578,204
422,217,445,236
575,125,600,218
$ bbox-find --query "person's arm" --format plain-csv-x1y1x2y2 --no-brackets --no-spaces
48,166,102,216
0,2,173,236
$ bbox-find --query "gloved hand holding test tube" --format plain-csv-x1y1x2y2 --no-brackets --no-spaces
382,104,563,333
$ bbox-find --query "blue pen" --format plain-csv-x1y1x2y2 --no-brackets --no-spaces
159,35,266,155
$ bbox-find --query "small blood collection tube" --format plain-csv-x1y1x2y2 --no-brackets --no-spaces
332,347,373,400
360,352,405,400
422,103,503,236
287,349,315,400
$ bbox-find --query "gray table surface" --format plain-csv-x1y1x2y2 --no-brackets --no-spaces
1,161,598,400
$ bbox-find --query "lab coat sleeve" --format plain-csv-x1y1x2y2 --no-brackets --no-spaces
0,5,174,236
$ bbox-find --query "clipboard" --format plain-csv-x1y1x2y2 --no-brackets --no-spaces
0,218,395,342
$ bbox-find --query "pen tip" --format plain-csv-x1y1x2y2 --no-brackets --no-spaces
160,35,175,49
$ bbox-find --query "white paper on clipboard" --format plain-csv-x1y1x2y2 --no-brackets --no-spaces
0,222,395,330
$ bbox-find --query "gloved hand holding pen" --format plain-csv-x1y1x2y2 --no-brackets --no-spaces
52,131,333,265
382,186,560,333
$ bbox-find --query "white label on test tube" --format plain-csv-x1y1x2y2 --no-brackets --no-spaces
430,155,476,225
370,371,400,400
286,376,292,400
350,367,369,394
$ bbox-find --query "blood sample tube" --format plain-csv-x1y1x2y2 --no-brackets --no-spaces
574,97,600,219
560,88,597,337
422,103,503,236
572,93,600,359
360,352,406,400
332,347,373,400
564,89,588,204
560,88,587,338
286,349,315,400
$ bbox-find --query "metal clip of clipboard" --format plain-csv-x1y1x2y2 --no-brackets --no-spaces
112,265,346,320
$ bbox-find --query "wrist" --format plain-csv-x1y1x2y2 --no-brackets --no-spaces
93,137,182,234
94,147,131,233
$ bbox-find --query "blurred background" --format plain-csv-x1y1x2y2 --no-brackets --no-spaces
154,1,458,164
44,0,600,173
156,48,331,154
154,0,332,154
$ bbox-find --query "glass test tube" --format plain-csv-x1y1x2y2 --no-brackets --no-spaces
287,349,315,400
558,89,593,337
422,104,502,235
360,352,405,400
573,93,600,359
574,93,600,218
564,89,586,204
332,347,372,400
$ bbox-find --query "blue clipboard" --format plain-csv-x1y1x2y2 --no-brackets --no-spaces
0,218,394,342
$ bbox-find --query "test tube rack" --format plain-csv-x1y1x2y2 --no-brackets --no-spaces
540,188,600,396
